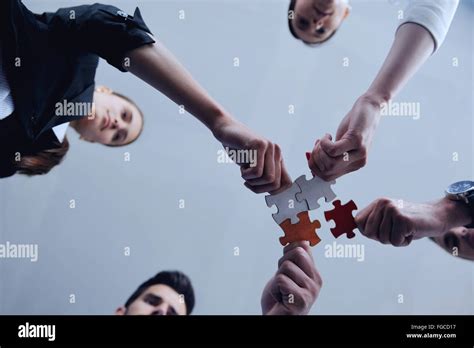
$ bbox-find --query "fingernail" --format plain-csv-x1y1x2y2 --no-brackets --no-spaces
305,152,311,160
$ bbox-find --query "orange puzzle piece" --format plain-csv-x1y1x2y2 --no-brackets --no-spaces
278,211,322,247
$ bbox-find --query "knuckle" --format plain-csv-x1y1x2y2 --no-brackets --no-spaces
280,260,293,271
264,172,276,182
253,139,267,151
274,143,281,153
275,273,287,286
293,246,307,259
378,197,392,206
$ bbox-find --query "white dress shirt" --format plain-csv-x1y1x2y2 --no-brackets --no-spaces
0,45,14,120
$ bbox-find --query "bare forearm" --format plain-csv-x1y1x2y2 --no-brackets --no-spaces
365,23,435,104
125,42,229,132
419,198,474,240
438,197,473,231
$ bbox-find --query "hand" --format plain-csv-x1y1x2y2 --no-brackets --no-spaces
261,242,322,315
355,198,461,247
308,95,382,181
213,115,292,194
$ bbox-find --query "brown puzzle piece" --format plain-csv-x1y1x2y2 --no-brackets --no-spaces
278,211,322,247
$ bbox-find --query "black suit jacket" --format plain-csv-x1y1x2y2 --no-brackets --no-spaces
0,0,155,178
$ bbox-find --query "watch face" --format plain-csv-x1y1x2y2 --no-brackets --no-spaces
447,181,474,194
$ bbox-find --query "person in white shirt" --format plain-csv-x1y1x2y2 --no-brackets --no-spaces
287,0,459,181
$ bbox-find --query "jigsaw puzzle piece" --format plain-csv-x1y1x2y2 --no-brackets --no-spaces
265,182,309,225
324,200,358,239
295,175,336,210
278,211,322,247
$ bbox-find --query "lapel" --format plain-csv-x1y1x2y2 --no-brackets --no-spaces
2,0,39,140
39,83,96,136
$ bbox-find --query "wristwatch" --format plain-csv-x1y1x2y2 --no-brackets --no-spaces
445,180,474,228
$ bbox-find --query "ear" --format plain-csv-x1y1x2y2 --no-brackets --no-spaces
115,307,126,315
95,85,113,94
343,5,351,19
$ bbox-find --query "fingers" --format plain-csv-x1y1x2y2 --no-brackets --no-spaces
378,205,393,244
275,244,322,314
357,198,414,247
272,273,301,304
278,259,314,289
243,142,274,184
278,159,293,191
361,200,385,241
241,139,266,180
320,134,359,157
279,243,315,278
308,134,367,181
391,213,408,247
309,133,368,181
243,143,289,194
279,242,322,298
355,202,374,233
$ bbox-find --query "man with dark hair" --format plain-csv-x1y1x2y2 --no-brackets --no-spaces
116,242,322,316
115,271,195,316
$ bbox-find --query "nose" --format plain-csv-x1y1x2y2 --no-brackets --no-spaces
110,118,120,130
312,15,327,29
151,304,169,316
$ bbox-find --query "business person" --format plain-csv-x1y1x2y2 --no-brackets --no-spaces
116,242,322,315
115,270,195,316
293,0,459,181
355,181,474,260
1,1,290,196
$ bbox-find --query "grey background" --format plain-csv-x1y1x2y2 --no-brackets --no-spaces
0,0,473,315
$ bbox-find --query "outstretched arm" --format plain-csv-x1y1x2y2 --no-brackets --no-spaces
309,0,459,181
355,197,472,247
125,41,228,133
39,3,291,194
125,42,292,194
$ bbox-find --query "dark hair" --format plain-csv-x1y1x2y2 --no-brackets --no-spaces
106,91,145,147
288,0,338,46
16,137,70,176
125,271,195,314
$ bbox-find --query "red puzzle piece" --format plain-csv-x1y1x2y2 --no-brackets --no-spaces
279,211,322,247
324,200,358,239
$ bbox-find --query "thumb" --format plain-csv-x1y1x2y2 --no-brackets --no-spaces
320,135,356,157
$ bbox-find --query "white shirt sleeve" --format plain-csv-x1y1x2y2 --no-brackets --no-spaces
0,45,15,120
399,0,459,53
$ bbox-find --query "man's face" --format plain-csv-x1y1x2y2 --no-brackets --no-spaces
291,0,350,44
116,284,187,316
433,227,474,261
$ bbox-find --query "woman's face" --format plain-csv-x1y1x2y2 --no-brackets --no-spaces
291,0,350,44
74,89,143,146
